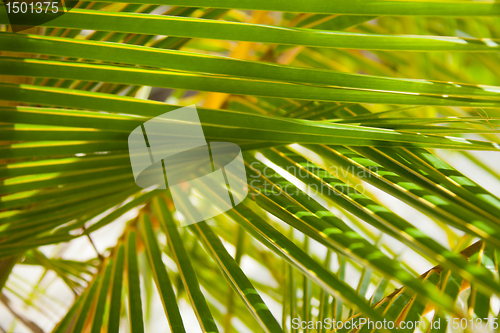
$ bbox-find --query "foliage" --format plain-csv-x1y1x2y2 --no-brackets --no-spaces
1,1,500,332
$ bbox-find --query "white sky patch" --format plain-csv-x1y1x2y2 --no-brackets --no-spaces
255,152,308,193
478,85,500,93
445,136,472,144
482,38,499,47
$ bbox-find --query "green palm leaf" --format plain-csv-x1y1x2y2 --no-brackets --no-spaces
2,1,500,332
